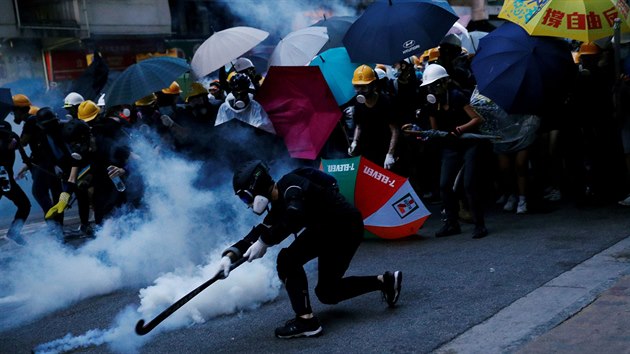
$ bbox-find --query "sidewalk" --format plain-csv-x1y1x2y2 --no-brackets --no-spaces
435,236,630,354
518,275,630,354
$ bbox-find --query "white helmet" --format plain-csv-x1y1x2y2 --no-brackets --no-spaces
97,93,106,107
374,68,387,80
63,92,85,108
233,57,254,73
420,64,449,86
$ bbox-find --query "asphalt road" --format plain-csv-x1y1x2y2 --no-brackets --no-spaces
1,199,629,354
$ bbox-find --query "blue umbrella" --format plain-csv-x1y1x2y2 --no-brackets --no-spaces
310,48,371,106
105,57,190,108
343,0,458,64
471,22,577,115
0,88,12,120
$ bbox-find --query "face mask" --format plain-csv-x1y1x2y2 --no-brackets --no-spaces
426,94,437,104
252,195,270,215
234,100,246,109
356,94,367,104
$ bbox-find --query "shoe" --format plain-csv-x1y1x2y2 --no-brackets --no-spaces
275,316,323,339
472,226,488,239
496,194,507,205
435,221,461,237
619,194,630,206
79,224,95,236
382,271,402,307
6,232,27,246
516,200,528,214
544,188,561,202
503,195,518,212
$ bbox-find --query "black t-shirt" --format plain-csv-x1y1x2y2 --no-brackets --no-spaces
426,86,473,133
354,94,400,163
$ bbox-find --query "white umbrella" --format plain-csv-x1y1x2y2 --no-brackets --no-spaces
268,26,328,67
191,26,269,78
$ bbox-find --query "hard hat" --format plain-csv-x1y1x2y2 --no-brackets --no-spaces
352,65,376,85
578,42,600,56
374,68,387,80
28,105,40,115
440,33,462,48
233,57,254,73
135,93,157,107
229,73,251,92
77,100,100,122
97,93,106,107
208,80,221,92
63,92,85,108
420,64,449,86
233,160,273,202
35,107,59,127
186,82,208,102
161,81,182,95
12,94,31,108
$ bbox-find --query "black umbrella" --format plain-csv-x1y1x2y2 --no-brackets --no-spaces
0,88,12,120
69,51,110,102
311,15,356,54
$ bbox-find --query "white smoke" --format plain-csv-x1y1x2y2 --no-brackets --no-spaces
1,134,285,353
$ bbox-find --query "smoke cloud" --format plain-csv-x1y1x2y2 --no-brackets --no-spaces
2,133,287,353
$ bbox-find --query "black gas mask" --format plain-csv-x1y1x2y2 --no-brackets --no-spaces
354,84,375,104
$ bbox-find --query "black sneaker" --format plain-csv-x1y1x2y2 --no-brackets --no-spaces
382,271,402,307
435,222,461,237
472,226,488,239
79,224,95,237
275,316,323,339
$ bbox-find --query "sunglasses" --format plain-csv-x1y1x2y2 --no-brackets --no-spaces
236,189,254,205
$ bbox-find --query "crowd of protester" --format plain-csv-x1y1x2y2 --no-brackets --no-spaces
1,30,630,245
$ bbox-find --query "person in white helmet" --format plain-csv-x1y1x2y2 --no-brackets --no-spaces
421,63,488,239
233,57,263,92
63,92,85,120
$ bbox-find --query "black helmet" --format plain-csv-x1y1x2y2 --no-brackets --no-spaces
233,160,273,204
229,73,251,92
35,107,59,129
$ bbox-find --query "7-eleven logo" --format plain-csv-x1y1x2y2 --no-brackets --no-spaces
392,193,418,219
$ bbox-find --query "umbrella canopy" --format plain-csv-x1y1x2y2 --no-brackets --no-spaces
499,0,630,42
0,88,12,120
257,66,341,160
311,16,357,54
105,57,190,108
268,27,329,67
471,22,577,115
309,47,370,105
191,26,269,78
321,156,430,239
343,0,458,64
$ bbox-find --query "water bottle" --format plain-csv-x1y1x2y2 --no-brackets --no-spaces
0,166,10,192
110,175,126,192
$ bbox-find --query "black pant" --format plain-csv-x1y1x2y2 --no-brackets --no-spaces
276,211,382,316
1,175,31,237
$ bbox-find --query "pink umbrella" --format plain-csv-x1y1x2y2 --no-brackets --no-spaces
257,66,341,160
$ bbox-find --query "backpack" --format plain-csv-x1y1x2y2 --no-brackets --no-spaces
291,167,338,191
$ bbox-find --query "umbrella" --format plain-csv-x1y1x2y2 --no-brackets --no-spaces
343,0,458,64
309,47,370,106
70,51,110,101
321,156,431,239
257,66,341,160
499,0,630,42
268,27,329,67
0,88,12,120
104,57,190,108
311,16,357,54
191,26,269,78
471,22,577,115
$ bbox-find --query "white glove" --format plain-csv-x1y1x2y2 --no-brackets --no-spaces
384,153,396,170
243,239,268,262
348,140,358,156
343,106,355,119
218,256,232,277
160,114,174,128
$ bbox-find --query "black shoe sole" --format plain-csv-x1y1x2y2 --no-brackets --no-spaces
275,326,323,339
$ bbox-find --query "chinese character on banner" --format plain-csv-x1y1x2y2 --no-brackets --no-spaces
542,8,565,28
586,11,603,29
603,7,620,26
567,11,586,30
613,0,630,19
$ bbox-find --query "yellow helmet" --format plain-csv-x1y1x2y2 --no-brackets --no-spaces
135,93,157,107
162,81,182,95
28,105,40,115
12,94,31,108
78,100,100,122
186,82,208,102
352,65,376,85
579,42,600,56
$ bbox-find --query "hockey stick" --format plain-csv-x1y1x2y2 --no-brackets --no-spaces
135,257,247,335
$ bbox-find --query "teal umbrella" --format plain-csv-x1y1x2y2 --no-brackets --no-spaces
309,47,370,106
104,57,190,108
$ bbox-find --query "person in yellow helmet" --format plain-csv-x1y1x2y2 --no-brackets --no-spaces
77,100,101,123
347,65,400,171
11,94,33,125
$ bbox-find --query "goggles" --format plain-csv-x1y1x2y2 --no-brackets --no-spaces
236,189,255,205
